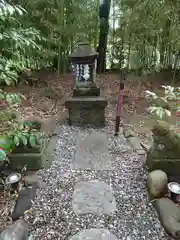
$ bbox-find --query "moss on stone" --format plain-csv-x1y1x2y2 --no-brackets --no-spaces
152,121,170,136
152,121,180,154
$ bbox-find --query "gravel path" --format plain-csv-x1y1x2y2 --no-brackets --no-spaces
26,125,171,240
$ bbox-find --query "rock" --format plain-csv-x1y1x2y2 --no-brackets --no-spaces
154,198,180,239
147,170,168,199
11,183,38,220
0,219,29,240
123,128,137,138
24,173,40,186
69,228,118,240
128,137,146,155
72,180,116,215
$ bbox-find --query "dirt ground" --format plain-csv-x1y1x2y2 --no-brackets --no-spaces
4,72,180,142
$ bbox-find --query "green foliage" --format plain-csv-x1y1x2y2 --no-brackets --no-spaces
7,123,43,149
17,0,100,73
0,0,45,85
0,0,178,75
145,86,180,120
0,0,43,155
0,136,14,153
23,120,41,130
0,89,25,105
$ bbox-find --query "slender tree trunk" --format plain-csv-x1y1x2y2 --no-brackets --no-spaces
97,0,111,73
160,19,171,68
94,0,100,48
127,32,132,70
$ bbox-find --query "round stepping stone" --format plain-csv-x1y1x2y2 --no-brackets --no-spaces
72,180,116,215
69,228,118,240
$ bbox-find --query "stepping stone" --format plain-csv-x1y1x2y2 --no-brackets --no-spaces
72,180,116,215
11,183,38,220
0,219,29,240
73,132,112,170
128,137,146,155
69,228,118,240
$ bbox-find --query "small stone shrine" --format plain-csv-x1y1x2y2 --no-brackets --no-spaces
146,120,180,175
65,43,107,127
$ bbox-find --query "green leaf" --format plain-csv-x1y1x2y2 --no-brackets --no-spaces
22,129,30,134
0,149,6,162
159,109,165,120
37,138,43,146
29,135,36,147
18,123,24,130
19,135,28,146
4,78,11,86
30,129,38,132
14,135,20,146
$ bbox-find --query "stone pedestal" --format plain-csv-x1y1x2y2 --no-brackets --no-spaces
73,87,100,97
65,96,107,127
146,146,180,175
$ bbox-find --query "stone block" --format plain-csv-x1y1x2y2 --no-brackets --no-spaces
8,137,55,171
70,229,118,240
146,153,180,175
73,132,112,170
72,180,116,215
0,219,29,240
8,152,43,170
65,96,107,127
73,87,100,97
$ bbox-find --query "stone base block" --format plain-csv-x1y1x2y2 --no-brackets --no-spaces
8,152,43,170
65,97,107,127
73,87,100,97
8,137,56,171
146,156,180,175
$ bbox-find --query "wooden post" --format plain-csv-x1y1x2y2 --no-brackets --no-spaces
115,82,124,136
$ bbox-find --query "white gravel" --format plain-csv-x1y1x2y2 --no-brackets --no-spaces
26,125,171,240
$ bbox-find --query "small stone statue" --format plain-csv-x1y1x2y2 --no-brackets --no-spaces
146,120,180,174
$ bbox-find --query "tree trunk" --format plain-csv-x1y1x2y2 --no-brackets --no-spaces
160,19,171,68
97,0,111,73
